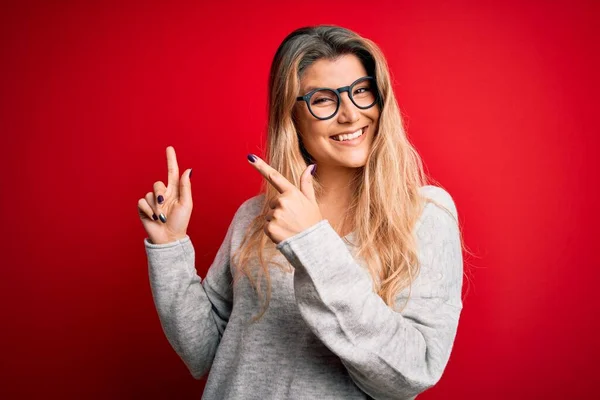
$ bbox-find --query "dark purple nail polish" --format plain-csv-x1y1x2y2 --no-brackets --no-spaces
157,195,164,204
152,213,158,221
247,154,257,163
189,169,193,179
311,164,317,176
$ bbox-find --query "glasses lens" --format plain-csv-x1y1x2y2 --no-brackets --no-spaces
351,78,377,108
309,89,338,119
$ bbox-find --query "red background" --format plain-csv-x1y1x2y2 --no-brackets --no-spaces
1,0,598,398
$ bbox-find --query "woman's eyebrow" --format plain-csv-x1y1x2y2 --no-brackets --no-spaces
302,83,336,93
302,77,367,93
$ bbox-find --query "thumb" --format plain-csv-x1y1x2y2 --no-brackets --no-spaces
300,164,317,203
179,168,193,206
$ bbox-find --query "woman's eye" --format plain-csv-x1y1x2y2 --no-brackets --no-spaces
312,97,334,105
354,87,370,95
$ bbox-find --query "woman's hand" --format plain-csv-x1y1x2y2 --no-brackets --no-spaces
247,154,323,245
137,146,193,245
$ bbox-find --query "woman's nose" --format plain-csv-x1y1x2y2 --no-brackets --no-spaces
336,93,360,123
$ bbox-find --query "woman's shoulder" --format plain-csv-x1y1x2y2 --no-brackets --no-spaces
415,185,460,239
220,194,266,244
231,193,266,224
418,185,458,220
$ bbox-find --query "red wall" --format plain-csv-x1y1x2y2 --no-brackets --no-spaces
1,0,597,398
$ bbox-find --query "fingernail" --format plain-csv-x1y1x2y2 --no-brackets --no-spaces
311,164,317,176
159,214,167,223
157,195,164,204
247,154,257,163
189,168,193,179
152,213,158,221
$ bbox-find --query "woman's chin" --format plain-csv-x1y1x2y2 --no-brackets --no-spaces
346,153,370,168
339,157,368,169
312,150,369,170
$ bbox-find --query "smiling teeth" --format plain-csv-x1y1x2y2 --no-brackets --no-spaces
333,129,363,142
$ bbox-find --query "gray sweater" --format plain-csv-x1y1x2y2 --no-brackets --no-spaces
144,185,463,400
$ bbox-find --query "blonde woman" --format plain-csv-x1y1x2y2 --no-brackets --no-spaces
138,25,465,400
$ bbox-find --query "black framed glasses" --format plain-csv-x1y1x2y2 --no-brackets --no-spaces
296,76,379,120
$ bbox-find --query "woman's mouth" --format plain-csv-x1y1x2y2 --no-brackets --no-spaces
330,126,367,146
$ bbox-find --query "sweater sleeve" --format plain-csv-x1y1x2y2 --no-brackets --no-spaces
276,195,463,399
145,218,235,379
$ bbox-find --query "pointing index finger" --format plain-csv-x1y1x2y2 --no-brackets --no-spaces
166,146,180,192
248,154,295,194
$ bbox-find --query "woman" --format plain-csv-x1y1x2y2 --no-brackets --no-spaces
137,25,464,400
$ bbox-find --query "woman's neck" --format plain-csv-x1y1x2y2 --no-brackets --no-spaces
315,165,357,204
314,164,360,235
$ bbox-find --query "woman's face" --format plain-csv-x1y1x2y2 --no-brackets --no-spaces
294,54,380,169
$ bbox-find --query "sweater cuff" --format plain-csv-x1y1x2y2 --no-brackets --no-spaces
144,234,191,249
144,235,195,271
275,219,330,251
276,220,369,286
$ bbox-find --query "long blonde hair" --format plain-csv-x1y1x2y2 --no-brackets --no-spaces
233,25,466,321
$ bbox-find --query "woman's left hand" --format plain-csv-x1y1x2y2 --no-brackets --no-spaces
247,154,323,245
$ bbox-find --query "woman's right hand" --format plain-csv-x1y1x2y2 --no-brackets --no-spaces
137,146,193,245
